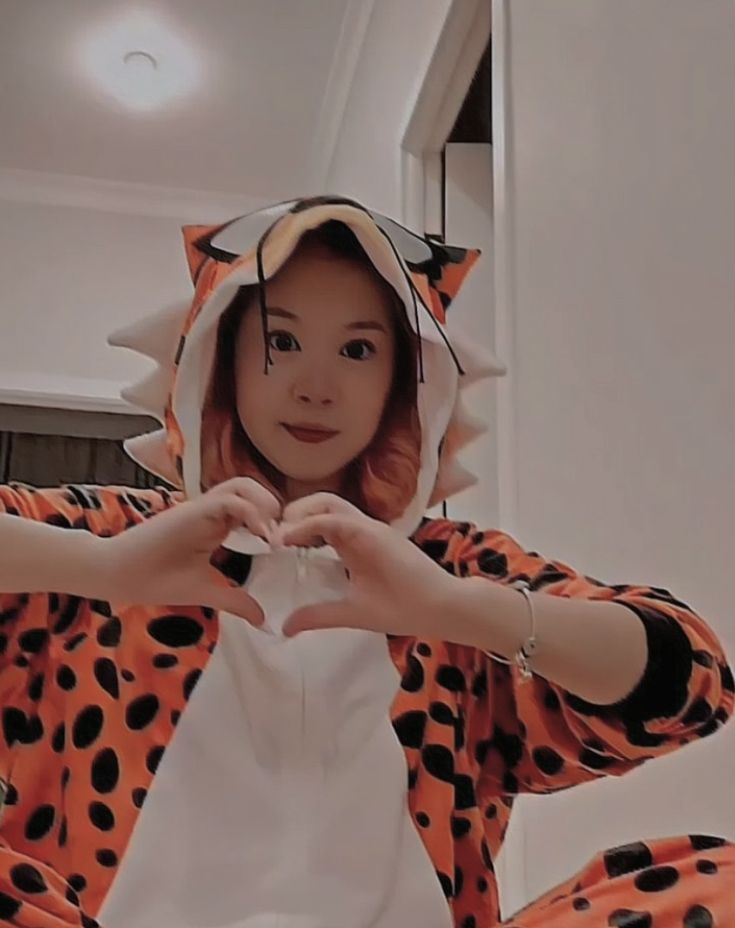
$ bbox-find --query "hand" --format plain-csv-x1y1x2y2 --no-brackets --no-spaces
275,493,458,638
97,478,282,623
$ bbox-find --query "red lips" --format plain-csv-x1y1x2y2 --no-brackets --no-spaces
282,424,339,444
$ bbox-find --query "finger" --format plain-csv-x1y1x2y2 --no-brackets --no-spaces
279,513,362,553
201,495,270,545
281,492,360,525
282,601,359,636
206,586,265,626
211,477,282,520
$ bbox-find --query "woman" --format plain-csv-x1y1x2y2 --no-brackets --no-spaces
0,196,731,928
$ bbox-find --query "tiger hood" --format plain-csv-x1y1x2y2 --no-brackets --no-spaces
108,195,506,544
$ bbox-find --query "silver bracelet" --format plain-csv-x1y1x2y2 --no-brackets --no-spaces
488,579,538,682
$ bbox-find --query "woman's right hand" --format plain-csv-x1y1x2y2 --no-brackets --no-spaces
96,478,282,623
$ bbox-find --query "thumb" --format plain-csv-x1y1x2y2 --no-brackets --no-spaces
282,600,356,637
208,587,265,627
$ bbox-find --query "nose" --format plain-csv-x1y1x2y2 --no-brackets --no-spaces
292,371,337,407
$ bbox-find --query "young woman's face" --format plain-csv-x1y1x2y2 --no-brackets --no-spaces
235,242,397,501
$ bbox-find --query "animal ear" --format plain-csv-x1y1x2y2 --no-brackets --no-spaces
427,245,481,323
181,224,220,284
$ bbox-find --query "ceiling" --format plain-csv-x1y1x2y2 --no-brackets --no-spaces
0,0,359,199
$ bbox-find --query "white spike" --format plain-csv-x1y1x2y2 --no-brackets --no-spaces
446,394,488,451
123,430,182,488
451,331,507,385
108,301,189,365
120,365,171,420
428,455,477,508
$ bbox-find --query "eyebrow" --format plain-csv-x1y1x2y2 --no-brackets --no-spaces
266,305,388,334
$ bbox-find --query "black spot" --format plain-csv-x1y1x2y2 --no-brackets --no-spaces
64,632,88,652
146,745,165,774
420,539,449,561
24,805,55,841
485,803,497,819
183,669,201,700
579,748,617,770
417,642,432,657
91,748,120,794
125,695,160,731
481,838,494,870
58,816,68,847
407,767,418,790
421,744,454,783
720,663,735,693
471,669,488,698
10,863,47,893
608,910,652,928
604,842,654,878
94,659,119,699
68,873,87,893
121,669,135,682
573,897,590,911
14,654,29,669
684,905,713,928
690,835,726,851
3,708,27,748
682,698,713,726
95,849,118,868
696,860,718,875
0,892,21,919
171,709,181,726
57,665,77,691
132,787,147,808
19,628,49,654
436,665,466,692
401,654,425,692
28,674,44,702
4,784,17,806
436,870,453,898
61,767,70,789
454,865,464,898
692,650,714,668
51,723,65,753
392,711,427,749
429,701,455,726
416,812,430,827
491,725,524,769
532,746,565,776
53,598,81,636
97,616,122,648
451,816,472,838
633,866,679,892
453,774,477,810
477,548,508,577
477,876,488,893
461,917,476,928
153,653,178,669
66,885,80,907
72,706,104,749
147,615,204,648
89,802,115,831
21,714,43,745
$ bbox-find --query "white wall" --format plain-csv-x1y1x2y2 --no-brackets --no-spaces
495,0,735,915
326,0,452,216
0,200,197,393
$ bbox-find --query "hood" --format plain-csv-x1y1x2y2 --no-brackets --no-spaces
108,195,506,550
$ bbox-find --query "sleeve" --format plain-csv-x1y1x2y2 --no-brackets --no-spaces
0,483,179,927
415,518,734,797
0,840,101,927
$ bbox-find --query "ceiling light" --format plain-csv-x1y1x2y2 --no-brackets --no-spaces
78,11,203,112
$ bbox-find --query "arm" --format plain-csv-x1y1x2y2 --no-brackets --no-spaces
415,518,734,795
0,482,178,596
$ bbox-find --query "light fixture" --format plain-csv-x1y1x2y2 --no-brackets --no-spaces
77,11,203,112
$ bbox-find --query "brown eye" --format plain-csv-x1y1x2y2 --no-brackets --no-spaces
342,339,376,361
268,330,300,352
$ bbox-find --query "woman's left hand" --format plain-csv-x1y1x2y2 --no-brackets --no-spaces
275,493,458,638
